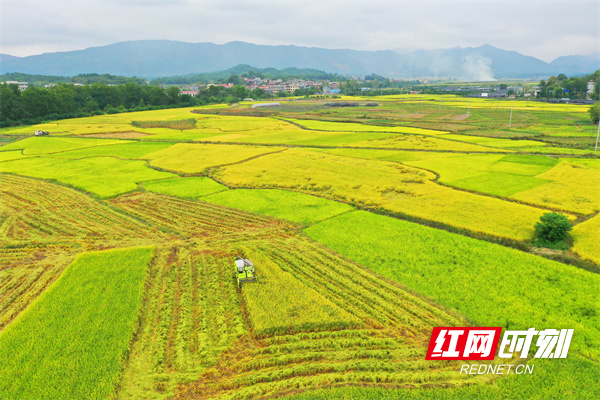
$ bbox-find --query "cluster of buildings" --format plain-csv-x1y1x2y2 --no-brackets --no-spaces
244,77,333,94
454,81,597,100
180,78,339,97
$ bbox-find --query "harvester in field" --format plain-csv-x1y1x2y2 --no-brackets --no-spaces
234,257,258,288
34,130,49,136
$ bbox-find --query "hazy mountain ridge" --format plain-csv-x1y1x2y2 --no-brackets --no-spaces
0,40,596,79
0,54,21,63
549,54,599,75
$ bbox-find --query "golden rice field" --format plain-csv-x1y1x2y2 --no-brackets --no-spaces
212,148,570,241
572,214,600,264
146,143,286,174
511,161,600,215
239,248,361,336
405,155,599,215
0,95,598,400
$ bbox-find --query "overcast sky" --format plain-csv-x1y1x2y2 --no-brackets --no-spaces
1,0,598,62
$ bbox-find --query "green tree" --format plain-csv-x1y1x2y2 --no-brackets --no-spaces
0,83,25,123
84,99,100,113
51,85,78,114
166,86,180,104
20,87,56,118
534,212,572,249
250,88,268,99
589,103,600,124
120,82,143,108
142,85,169,106
590,70,600,100
341,79,360,95
231,85,249,100
227,74,244,85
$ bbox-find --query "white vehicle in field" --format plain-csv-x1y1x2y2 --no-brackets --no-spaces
34,130,49,136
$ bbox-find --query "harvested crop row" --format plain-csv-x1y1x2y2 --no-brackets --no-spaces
172,238,478,400
239,248,361,336
0,246,79,329
262,240,461,336
253,332,412,357
110,192,291,240
118,246,248,399
0,174,165,245
174,332,488,400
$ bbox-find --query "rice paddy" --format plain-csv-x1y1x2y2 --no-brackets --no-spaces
0,94,598,400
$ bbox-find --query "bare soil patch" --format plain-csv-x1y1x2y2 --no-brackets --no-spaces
399,113,426,118
453,114,471,120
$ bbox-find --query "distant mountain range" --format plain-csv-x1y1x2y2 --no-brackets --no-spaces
1,40,597,79
0,54,20,63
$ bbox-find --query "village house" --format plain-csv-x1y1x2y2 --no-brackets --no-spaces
285,82,299,93
4,81,28,91
180,90,199,97
587,81,596,99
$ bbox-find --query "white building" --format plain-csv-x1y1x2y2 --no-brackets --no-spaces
180,91,199,97
4,81,28,91
587,81,596,100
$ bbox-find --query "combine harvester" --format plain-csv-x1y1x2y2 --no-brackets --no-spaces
234,257,258,288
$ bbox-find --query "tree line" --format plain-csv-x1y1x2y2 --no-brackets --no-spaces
538,70,599,100
0,72,146,88
0,82,275,127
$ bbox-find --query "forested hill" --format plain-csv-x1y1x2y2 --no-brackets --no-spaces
0,73,146,87
150,65,342,85
1,66,343,87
